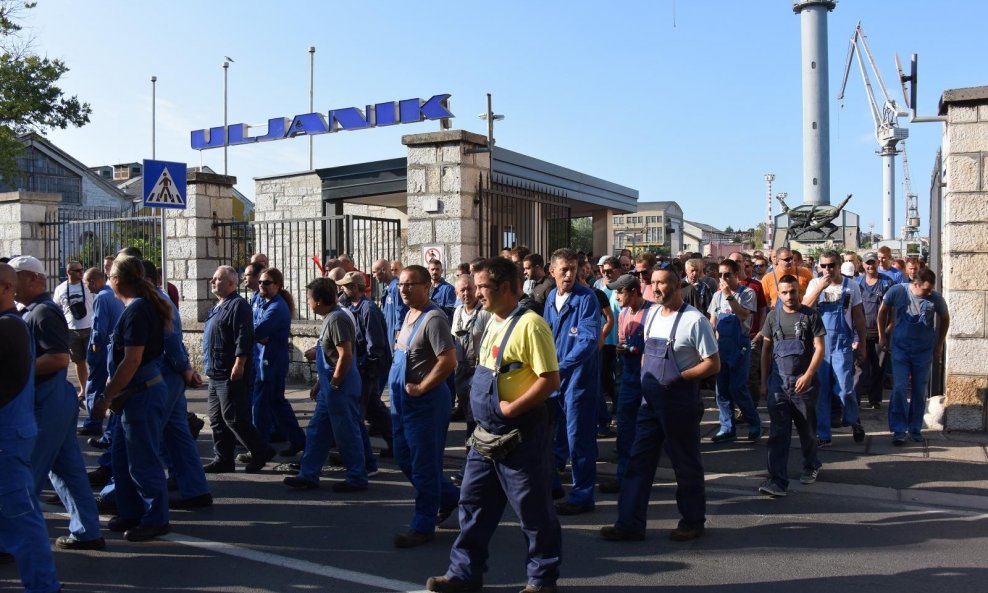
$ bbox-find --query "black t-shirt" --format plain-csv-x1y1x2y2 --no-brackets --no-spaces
0,312,32,408
112,298,164,368
759,304,826,352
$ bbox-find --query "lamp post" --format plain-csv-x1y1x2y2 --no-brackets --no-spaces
223,60,229,175
309,46,315,170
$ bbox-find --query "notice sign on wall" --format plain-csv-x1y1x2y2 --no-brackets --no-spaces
422,244,445,266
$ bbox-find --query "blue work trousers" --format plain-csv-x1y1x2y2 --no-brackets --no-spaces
889,350,933,436
551,385,598,506
252,372,306,450
616,397,705,532
614,367,642,482
0,438,61,593
32,378,101,541
161,372,209,499
111,382,169,527
765,374,820,490
715,348,760,434
816,334,859,440
82,351,108,432
447,430,561,587
391,385,459,534
299,374,369,487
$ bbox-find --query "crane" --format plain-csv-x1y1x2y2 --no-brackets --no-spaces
837,22,908,242
900,141,921,248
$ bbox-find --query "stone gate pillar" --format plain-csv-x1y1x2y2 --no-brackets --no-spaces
168,171,236,323
0,191,60,277
402,130,490,269
939,86,988,431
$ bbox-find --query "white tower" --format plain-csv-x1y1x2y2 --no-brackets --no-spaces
764,173,775,248
794,0,837,206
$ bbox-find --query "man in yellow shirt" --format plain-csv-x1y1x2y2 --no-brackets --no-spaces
761,247,814,309
426,257,562,593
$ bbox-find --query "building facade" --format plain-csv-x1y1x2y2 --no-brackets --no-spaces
611,200,683,255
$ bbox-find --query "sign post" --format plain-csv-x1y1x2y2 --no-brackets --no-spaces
143,159,187,297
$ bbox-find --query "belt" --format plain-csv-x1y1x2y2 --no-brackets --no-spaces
110,374,163,413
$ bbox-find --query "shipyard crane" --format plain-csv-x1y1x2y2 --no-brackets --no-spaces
900,141,921,247
837,22,908,241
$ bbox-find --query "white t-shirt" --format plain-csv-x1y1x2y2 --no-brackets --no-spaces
807,277,862,332
643,304,719,372
53,280,94,330
554,291,570,312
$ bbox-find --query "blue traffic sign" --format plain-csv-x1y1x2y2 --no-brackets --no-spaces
143,159,187,209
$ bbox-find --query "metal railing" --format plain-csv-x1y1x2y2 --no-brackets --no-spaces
213,214,401,320
477,173,571,258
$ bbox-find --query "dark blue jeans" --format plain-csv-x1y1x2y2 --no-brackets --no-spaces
207,376,268,464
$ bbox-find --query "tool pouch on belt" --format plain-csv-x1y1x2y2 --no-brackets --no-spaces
467,425,523,461
109,375,163,414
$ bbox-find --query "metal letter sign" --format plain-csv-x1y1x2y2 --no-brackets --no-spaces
143,160,187,209
191,93,453,150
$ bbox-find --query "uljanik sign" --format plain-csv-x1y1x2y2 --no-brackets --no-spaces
190,93,453,150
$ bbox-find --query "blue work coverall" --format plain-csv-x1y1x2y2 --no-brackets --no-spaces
544,283,600,507
82,284,123,433
383,277,408,351
815,279,860,440
252,293,306,451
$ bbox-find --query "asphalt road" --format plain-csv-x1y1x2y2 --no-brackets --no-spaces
4,389,988,593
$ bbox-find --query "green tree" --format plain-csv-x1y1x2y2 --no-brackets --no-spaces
0,1,92,183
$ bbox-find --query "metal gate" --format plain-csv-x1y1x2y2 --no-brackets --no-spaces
41,205,159,290
213,214,401,320
477,173,571,258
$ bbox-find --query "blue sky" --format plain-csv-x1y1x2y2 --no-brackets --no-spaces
27,0,987,235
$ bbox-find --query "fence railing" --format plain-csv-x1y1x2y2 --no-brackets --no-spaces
214,214,401,320
477,173,571,258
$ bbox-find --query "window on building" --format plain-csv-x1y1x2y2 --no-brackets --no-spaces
613,216,624,225
14,148,82,205
646,215,660,223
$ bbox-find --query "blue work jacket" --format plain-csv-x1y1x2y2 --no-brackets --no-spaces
544,283,601,400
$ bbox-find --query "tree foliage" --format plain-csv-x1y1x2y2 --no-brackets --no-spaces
0,1,91,183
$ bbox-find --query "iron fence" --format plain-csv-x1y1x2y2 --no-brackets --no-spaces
41,205,159,291
477,173,571,258
214,214,401,320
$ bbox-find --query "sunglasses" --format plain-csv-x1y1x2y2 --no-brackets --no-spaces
754,264,765,269
259,280,276,286
779,257,793,263
819,263,836,269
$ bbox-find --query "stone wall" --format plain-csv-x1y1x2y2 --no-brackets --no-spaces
939,87,988,431
0,192,60,275
182,320,319,385
254,172,322,221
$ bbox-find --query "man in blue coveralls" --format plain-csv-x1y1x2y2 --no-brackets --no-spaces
428,259,457,321
388,265,459,548
426,257,562,593
0,262,62,593
877,268,950,445
802,250,868,446
374,258,407,350
600,266,719,542
9,255,104,551
544,248,600,515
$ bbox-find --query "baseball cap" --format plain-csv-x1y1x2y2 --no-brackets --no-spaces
337,271,365,287
8,255,46,275
597,255,609,266
606,273,639,291
862,251,878,263
840,262,856,278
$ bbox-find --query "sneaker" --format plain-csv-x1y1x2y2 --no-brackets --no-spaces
852,423,866,443
425,575,482,593
203,460,235,473
892,432,907,446
245,447,276,473
759,480,787,497
520,585,557,593
170,493,214,509
436,503,458,525
710,431,737,444
817,438,832,448
283,476,319,490
55,535,106,550
554,501,594,516
600,525,645,541
124,523,170,542
669,525,705,541
394,530,435,548
331,481,368,493
799,468,819,485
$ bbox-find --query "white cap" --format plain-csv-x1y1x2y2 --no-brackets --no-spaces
840,262,856,278
596,255,609,266
8,255,46,276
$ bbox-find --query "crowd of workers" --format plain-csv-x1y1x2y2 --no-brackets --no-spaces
0,242,948,593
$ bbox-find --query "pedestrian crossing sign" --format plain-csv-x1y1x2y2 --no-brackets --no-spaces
143,159,187,209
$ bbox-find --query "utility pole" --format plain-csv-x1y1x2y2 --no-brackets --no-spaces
223,60,229,175
308,46,315,171
764,173,775,248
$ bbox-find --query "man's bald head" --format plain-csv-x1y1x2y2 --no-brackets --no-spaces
0,263,17,310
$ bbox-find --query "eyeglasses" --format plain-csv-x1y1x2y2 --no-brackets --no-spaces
68,268,83,273
259,280,276,286
819,263,836,269
398,282,427,289
602,268,618,275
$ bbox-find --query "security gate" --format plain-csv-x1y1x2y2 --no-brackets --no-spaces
477,173,571,258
